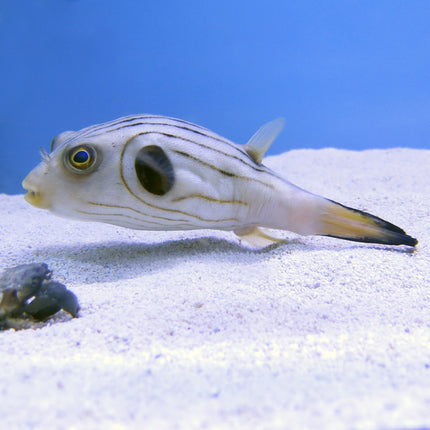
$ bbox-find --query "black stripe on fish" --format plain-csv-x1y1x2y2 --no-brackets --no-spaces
130,130,271,176
118,143,244,224
86,202,191,224
172,194,249,206
76,209,169,226
173,150,237,178
68,117,259,171
70,116,230,146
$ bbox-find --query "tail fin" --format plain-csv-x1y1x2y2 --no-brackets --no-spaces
320,200,417,247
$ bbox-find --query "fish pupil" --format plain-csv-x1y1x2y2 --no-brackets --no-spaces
73,150,89,164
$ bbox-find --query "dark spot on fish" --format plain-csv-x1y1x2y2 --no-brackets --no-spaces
135,145,174,196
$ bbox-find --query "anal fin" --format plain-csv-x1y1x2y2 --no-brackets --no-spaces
234,227,284,249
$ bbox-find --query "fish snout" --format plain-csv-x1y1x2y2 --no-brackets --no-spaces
22,173,51,209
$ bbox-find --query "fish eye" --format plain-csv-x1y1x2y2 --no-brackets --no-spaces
65,144,98,173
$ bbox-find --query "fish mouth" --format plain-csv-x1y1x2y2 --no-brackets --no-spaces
23,189,50,209
22,179,51,209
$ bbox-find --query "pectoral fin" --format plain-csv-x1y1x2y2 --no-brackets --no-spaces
234,227,285,249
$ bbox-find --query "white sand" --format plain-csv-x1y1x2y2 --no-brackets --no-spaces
0,148,429,430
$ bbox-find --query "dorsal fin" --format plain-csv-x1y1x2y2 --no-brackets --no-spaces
244,118,285,164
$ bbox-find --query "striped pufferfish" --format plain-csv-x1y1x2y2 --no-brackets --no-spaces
22,115,417,248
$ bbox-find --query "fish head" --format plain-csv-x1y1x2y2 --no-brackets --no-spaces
22,130,123,220
21,125,179,226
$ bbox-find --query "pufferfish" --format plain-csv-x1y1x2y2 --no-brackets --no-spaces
22,114,417,248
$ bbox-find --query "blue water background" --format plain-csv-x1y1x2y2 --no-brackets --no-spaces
1,0,429,194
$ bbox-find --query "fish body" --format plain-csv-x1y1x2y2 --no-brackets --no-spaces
22,115,417,248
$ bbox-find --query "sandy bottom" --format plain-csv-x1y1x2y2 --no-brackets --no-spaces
0,148,429,430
